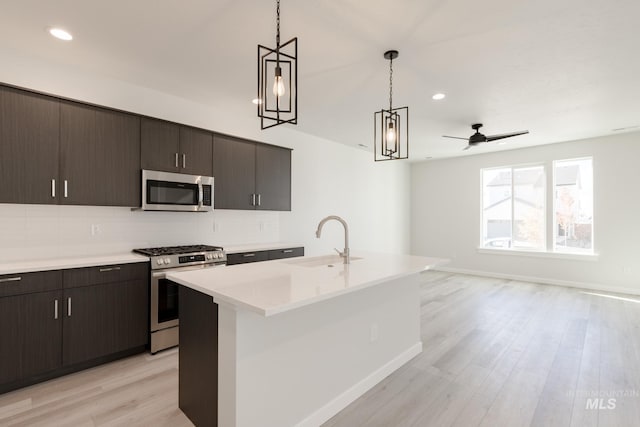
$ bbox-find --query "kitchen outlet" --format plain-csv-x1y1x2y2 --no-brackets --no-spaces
370,323,379,343
90,224,101,236
259,222,265,232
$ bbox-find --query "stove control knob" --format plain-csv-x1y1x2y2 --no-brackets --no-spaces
208,254,214,260
164,257,171,265
214,253,220,259
156,259,164,265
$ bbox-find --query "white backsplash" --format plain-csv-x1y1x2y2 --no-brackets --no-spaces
0,204,280,262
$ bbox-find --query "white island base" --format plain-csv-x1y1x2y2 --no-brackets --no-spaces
171,253,445,427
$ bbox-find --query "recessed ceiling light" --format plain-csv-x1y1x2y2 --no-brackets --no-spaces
49,27,73,41
432,93,446,100
252,98,263,105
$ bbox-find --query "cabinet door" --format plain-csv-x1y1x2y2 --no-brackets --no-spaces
141,118,180,173
60,102,141,206
212,135,256,209
0,291,63,385
63,279,148,366
255,144,292,211
0,86,59,204
179,127,213,176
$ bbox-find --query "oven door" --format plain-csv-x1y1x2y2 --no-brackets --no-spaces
150,263,223,332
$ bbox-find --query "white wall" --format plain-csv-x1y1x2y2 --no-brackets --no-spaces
0,47,410,262
411,132,640,294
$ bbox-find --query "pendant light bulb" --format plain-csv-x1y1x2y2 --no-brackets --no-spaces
273,67,286,97
386,122,397,145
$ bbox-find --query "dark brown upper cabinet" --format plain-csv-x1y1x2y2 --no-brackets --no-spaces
141,118,213,176
60,102,141,207
255,143,292,211
0,86,60,204
213,134,291,211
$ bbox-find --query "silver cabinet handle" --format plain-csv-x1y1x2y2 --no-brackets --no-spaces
243,253,256,258
257,194,261,206
251,194,256,206
182,154,186,169
67,297,72,317
64,180,68,198
51,179,56,198
283,249,294,253
99,266,121,272
0,276,22,283
175,153,179,168
54,299,59,320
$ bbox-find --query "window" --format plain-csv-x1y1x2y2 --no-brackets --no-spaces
481,157,593,255
553,158,593,253
482,165,545,251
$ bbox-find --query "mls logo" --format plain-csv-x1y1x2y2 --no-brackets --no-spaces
586,398,616,410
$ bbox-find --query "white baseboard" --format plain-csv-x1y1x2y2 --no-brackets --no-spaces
295,341,423,427
433,266,640,296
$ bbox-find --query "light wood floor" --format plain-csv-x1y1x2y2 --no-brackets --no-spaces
1,272,640,427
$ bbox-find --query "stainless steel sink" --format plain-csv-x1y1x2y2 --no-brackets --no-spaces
282,255,363,268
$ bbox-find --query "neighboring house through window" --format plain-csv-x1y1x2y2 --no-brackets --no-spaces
481,157,593,255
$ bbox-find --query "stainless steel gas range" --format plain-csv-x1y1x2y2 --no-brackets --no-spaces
133,245,227,354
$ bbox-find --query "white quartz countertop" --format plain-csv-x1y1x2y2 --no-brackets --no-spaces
224,242,303,254
167,252,447,316
0,253,150,275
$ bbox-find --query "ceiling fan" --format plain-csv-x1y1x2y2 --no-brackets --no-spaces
443,123,529,150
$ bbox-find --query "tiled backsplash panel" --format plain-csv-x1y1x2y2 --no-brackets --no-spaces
0,204,280,262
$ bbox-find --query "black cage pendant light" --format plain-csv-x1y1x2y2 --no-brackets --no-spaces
257,0,298,130
374,50,408,161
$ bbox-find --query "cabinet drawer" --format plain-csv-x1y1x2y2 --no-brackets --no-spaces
268,247,304,260
226,251,269,266
63,262,149,289
0,270,62,297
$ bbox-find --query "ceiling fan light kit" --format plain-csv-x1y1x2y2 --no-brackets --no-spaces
374,50,409,161
443,123,529,150
257,0,298,130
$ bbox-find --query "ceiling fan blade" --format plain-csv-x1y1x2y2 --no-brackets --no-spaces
486,130,529,142
443,135,469,140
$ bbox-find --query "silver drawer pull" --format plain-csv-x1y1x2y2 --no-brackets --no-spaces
51,179,56,198
99,266,121,272
0,277,22,283
175,153,179,168
67,297,72,317
243,253,256,257
64,180,68,198
182,154,186,169
54,299,59,320
282,250,294,253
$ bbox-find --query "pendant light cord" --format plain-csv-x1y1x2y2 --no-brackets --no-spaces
388,56,393,111
276,0,281,48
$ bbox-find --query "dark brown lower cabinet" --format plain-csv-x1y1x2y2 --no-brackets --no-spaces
63,279,148,366
0,263,149,394
0,290,63,385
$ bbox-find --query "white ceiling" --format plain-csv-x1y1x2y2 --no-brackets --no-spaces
1,0,639,160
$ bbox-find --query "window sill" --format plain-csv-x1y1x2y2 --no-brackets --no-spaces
477,247,599,261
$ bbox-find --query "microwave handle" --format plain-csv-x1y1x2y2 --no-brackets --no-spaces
198,182,204,210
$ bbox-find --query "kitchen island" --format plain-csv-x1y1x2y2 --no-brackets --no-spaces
167,252,446,427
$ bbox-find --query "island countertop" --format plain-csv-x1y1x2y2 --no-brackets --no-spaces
166,252,447,316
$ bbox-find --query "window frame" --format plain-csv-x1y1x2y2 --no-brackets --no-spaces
552,157,594,254
479,157,595,258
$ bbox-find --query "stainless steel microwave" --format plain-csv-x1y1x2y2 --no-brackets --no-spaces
141,170,213,212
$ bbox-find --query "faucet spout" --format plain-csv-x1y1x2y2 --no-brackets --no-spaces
315,215,350,264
